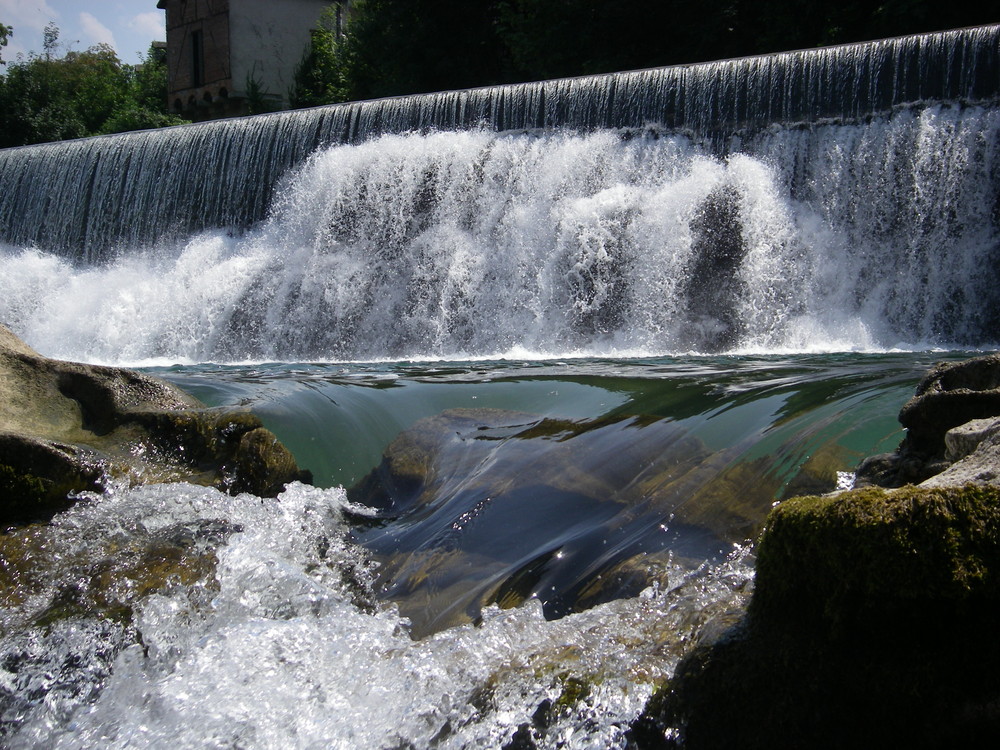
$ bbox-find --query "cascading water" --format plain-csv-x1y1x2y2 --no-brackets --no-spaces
0,24,996,261
2,103,998,362
1,24,999,750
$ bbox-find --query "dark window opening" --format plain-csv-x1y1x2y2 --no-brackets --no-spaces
191,29,204,88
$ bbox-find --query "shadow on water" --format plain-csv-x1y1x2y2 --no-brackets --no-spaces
158,352,954,637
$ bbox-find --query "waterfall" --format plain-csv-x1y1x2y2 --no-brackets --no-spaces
0,24,996,258
0,26,998,360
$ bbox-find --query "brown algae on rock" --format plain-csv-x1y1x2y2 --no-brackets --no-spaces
0,324,310,525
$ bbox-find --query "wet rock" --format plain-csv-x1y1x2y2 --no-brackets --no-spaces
901,354,1000,453
349,406,669,547
350,402,833,636
857,354,1000,487
752,485,1000,632
0,517,234,629
634,484,1000,749
0,324,310,524
349,406,781,635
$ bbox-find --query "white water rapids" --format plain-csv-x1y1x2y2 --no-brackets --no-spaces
0,481,751,749
1,104,997,364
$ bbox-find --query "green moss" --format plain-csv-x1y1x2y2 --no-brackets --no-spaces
554,674,591,709
0,463,48,504
752,484,1000,633
0,459,91,525
634,484,1000,749
1,521,223,632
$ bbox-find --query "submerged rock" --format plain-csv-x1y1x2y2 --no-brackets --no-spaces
350,406,799,636
0,516,232,629
0,324,310,524
634,357,1000,749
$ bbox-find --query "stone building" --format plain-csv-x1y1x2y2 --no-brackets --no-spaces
156,0,346,121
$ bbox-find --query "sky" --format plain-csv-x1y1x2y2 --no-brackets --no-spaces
1,1,165,66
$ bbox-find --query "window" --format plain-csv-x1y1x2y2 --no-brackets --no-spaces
191,29,204,88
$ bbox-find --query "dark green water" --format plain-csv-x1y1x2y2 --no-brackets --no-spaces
155,352,956,635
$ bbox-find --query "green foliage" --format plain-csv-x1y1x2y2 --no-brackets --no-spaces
0,31,186,147
245,66,281,115
289,0,1000,109
0,21,11,66
497,0,745,80
289,5,350,108
293,0,511,104
98,105,187,136
132,43,170,112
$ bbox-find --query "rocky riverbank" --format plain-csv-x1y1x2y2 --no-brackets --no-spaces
632,354,1000,748
0,324,310,526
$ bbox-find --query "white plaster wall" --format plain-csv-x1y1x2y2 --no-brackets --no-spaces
229,0,331,105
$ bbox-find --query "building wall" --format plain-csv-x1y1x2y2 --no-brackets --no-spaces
158,0,336,121
229,0,332,109
158,0,235,119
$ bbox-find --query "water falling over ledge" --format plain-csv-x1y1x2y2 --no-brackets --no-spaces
0,24,997,259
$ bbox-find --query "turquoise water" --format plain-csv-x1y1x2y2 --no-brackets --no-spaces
155,354,935,489
2,347,970,746
153,352,947,636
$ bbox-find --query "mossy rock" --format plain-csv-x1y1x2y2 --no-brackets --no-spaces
633,484,1000,749
0,436,110,523
0,325,310,525
751,484,1000,634
0,517,231,629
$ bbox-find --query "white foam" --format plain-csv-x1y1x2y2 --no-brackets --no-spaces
2,106,997,365
2,482,752,749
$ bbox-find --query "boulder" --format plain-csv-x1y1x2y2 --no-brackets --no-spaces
900,354,1000,456
349,406,787,636
856,354,1000,487
633,485,1000,749
0,516,234,629
943,416,1000,462
0,324,310,524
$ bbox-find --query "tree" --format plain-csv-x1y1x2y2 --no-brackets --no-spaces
0,22,12,65
100,43,188,135
496,0,746,81
292,0,511,105
289,5,350,108
133,43,170,112
0,28,187,147
0,24,89,145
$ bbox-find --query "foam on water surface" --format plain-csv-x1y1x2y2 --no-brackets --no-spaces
1,482,751,749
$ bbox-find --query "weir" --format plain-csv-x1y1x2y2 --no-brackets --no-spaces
0,25,997,259
3,28,1000,745
0,26,998,359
